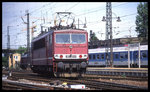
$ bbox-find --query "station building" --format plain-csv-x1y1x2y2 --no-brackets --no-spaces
9,53,21,69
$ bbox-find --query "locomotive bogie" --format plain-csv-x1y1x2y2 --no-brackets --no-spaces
54,61,87,72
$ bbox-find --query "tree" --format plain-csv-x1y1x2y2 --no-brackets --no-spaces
90,32,99,48
135,2,148,41
15,47,27,55
2,56,8,67
91,32,99,41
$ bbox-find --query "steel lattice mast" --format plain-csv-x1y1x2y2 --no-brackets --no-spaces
105,2,113,67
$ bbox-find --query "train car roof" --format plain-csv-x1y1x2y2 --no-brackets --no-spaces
88,45,148,53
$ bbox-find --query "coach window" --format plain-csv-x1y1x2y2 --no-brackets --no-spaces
97,54,100,59
120,53,125,59
93,54,96,60
101,54,104,60
125,53,128,59
141,52,147,58
135,52,138,58
89,55,91,60
115,53,119,59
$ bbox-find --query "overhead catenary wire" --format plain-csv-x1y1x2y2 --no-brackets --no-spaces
76,2,129,17
29,3,53,15
5,2,130,26
65,2,80,12
120,13,137,18
3,2,131,29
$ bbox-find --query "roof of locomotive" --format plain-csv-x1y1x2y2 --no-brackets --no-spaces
53,29,87,33
32,29,87,42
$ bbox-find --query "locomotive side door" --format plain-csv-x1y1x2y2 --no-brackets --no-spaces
49,34,53,65
46,36,49,65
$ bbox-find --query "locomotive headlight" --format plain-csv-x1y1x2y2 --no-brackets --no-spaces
60,55,63,59
79,55,82,58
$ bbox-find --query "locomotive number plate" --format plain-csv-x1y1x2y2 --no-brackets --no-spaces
66,55,76,58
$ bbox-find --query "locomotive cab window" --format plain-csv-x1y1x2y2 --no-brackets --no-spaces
56,34,70,44
55,33,86,44
71,34,86,44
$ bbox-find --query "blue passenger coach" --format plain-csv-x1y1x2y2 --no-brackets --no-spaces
88,45,148,67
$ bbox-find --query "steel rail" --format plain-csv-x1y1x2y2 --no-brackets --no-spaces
83,74,148,81
2,81,51,90
3,70,148,90
84,79,148,90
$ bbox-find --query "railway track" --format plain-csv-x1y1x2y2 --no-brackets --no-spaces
2,70,148,90
3,70,147,82
2,80,51,90
83,74,148,81
11,73,146,90
2,74,76,90
82,79,147,90
59,77,147,90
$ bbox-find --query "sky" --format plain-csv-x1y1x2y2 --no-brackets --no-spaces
2,2,139,49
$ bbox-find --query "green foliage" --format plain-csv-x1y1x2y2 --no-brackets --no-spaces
91,32,99,41
135,2,148,40
2,57,8,67
15,46,27,54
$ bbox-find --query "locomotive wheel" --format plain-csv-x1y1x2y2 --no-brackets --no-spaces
54,72,61,77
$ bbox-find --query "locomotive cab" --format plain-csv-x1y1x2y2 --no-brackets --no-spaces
53,29,88,77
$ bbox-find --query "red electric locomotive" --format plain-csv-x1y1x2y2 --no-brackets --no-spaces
31,29,88,77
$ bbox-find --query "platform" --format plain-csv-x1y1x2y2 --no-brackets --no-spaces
86,67,148,77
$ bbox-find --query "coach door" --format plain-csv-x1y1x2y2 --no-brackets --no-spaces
133,51,138,66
